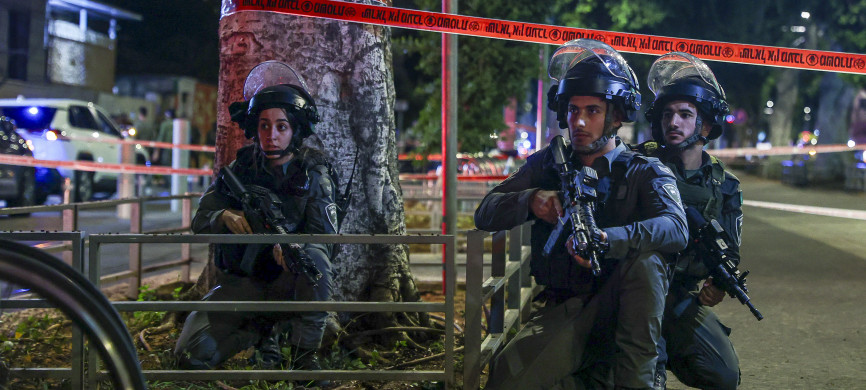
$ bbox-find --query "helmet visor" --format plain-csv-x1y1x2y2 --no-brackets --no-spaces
647,52,725,98
548,39,639,89
243,61,309,101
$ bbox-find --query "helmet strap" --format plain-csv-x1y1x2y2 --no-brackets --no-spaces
255,136,297,158
667,115,707,152
574,102,614,155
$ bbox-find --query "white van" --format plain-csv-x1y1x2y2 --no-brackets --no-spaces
0,98,151,201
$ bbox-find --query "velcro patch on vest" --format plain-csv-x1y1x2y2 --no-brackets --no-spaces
326,203,339,232
662,183,683,207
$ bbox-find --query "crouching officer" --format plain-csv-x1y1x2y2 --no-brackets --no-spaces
474,39,688,390
639,52,743,390
174,62,337,388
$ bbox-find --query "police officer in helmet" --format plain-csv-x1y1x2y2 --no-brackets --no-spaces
175,61,337,387
475,39,687,390
640,52,742,390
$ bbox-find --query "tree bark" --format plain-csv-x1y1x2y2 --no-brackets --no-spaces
201,3,420,330
813,73,857,183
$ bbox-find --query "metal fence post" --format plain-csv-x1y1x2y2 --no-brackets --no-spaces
71,232,85,390
489,230,506,334
181,196,192,282
62,204,79,265
117,143,135,219
464,230,485,390
126,198,143,299
507,226,522,312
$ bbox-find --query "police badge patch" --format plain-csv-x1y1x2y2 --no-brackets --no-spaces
662,183,683,207
326,203,339,232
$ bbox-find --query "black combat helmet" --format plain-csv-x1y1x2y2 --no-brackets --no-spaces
229,61,320,156
547,39,642,127
547,39,641,154
645,52,729,150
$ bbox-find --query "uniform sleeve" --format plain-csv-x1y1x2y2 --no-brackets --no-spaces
720,173,744,259
301,166,338,261
191,178,233,234
473,153,545,232
604,159,689,259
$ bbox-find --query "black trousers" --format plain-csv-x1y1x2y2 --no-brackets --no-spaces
658,290,740,390
174,261,332,370
485,251,668,390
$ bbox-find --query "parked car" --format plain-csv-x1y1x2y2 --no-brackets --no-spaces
0,116,52,212
0,98,150,201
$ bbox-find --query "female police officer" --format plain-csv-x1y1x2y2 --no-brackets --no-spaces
174,62,337,387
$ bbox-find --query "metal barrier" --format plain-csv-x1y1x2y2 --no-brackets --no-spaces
0,232,89,388
0,193,201,298
463,223,538,390
0,236,146,390
101,233,456,387
1,232,456,388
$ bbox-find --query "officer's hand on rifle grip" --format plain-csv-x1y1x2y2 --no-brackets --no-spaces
531,190,564,225
698,277,725,307
221,209,253,234
272,244,289,272
566,234,591,269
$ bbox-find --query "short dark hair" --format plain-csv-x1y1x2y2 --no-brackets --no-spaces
139,107,148,116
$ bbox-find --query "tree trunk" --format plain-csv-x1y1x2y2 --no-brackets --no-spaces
769,69,799,148
200,3,420,330
812,73,857,184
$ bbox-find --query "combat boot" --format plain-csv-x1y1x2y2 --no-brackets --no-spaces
293,347,331,388
251,326,284,369
653,362,667,390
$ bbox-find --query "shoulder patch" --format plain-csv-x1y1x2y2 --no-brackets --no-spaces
643,157,674,177
326,203,339,232
662,182,683,207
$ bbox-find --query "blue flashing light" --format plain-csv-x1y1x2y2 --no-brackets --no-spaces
781,160,794,167
26,107,40,116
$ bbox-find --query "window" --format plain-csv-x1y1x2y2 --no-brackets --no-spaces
7,10,31,80
67,106,98,130
95,111,122,138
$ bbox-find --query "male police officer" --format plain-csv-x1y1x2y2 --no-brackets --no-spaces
475,39,688,390
640,52,742,390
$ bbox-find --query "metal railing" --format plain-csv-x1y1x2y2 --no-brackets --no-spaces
0,193,201,299
1,232,457,388
0,234,147,390
463,223,538,390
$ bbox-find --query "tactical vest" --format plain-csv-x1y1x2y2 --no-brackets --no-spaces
638,142,728,283
669,156,726,222
531,148,640,298
638,142,725,222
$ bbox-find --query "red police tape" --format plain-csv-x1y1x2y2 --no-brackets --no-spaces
227,0,866,74
0,154,212,176
61,135,216,152
708,143,866,158
2,144,862,180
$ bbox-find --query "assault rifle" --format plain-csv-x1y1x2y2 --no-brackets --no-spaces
685,207,763,321
542,135,607,276
220,166,323,286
